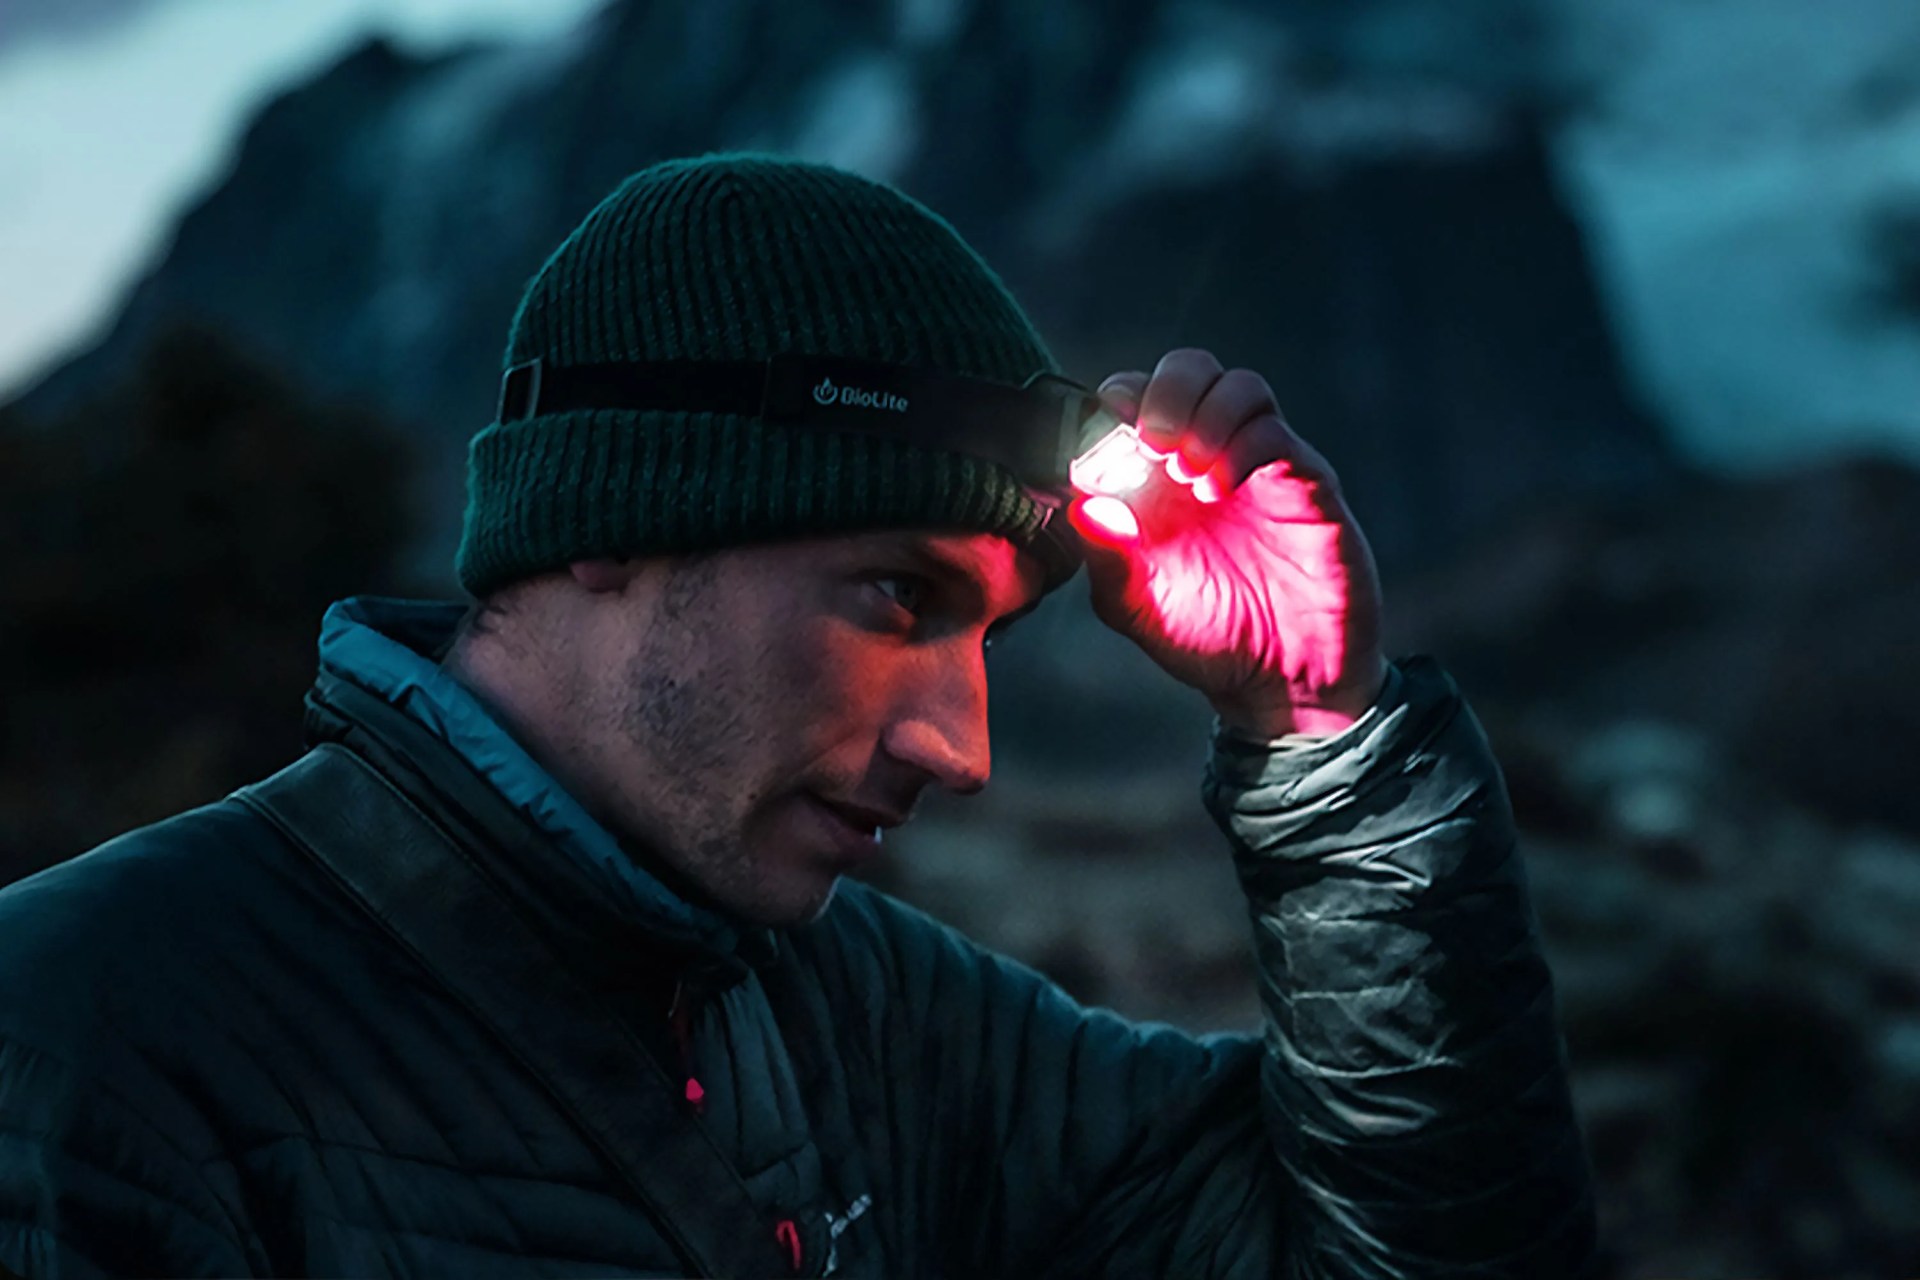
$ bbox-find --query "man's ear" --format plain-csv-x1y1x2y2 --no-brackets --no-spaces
567,557,637,593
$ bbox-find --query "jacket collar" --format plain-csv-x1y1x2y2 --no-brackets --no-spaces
302,595,773,990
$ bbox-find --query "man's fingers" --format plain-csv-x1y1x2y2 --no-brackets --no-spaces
1181,368,1279,479
1211,411,1341,500
1095,356,1335,513
1135,349,1224,453
1066,496,1150,605
1095,371,1149,426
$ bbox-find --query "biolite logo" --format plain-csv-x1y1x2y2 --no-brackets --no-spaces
812,376,909,413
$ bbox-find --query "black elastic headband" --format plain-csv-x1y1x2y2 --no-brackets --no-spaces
497,353,1119,493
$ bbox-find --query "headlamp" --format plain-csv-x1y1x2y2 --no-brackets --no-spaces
1067,419,1225,542
496,353,1133,580
1069,421,1169,498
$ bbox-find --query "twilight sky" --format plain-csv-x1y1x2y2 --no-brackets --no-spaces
0,0,602,402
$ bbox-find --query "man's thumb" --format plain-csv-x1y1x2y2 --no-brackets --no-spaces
1067,496,1146,594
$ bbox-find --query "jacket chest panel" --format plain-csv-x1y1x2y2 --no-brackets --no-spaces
228,1131,687,1277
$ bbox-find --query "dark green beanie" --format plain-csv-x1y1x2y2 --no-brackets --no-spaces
455,152,1067,598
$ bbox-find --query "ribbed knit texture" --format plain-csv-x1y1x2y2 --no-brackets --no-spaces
456,152,1066,597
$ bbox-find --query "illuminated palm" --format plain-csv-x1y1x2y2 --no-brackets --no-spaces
1067,357,1386,737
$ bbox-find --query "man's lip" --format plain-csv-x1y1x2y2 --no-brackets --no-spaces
810,795,907,831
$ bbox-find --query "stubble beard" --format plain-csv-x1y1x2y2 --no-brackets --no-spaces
611,566,800,924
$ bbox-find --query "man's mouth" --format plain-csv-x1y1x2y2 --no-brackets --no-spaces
814,797,907,833
805,794,906,859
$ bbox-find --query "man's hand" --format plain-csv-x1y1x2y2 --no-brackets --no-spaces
1067,348,1387,738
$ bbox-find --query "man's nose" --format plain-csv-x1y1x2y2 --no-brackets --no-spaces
880,653,991,796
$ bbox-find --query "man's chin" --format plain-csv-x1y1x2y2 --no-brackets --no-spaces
728,871,843,930
787,871,845,926
792,875,843,926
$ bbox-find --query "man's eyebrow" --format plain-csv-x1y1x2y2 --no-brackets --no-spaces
894,541,988,604
892,540,1039,633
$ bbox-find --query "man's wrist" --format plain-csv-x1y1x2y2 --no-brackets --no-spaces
1212,703,1362,739
1208,659,1390,741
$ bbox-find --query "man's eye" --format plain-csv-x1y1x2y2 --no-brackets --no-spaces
872,575,927,615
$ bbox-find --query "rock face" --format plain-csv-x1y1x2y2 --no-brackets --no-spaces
1389,457,1920,833
6,0,1672,583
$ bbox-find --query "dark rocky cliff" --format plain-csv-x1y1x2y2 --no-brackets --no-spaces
7,0,1672,583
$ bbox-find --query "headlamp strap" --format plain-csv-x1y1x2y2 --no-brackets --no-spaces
497,354,1111,490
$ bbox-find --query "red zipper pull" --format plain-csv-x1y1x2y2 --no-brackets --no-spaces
774,1218,803,1274
666,978,705,1113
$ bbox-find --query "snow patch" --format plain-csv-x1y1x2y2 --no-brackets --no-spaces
786,54,917,183
1548,0,1920,466
895,0,965,50
1033,6,1505,251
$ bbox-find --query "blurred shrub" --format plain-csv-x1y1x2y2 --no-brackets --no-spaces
0,326,416,882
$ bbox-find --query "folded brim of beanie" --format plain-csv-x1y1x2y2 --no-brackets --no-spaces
454,408,1075,599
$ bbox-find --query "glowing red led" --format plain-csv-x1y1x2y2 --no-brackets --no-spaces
1068,422,1224,530
1078,495,1139,540
1070,423,1169,498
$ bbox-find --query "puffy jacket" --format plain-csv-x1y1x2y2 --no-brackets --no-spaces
0,597,1596,1277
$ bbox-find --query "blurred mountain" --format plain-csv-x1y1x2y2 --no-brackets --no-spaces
3,0,1674,586
0,0,164,51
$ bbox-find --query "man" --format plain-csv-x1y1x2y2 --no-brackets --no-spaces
0,153,1596,1277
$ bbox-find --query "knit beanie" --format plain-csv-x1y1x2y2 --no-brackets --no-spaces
454,152,1071,598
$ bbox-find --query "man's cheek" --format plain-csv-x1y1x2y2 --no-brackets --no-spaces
791,653,895,759
770,621,869,699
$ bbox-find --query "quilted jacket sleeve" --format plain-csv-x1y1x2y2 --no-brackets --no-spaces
873,656,1595,1277
1200,656,1597,1275
0,1036,255,1279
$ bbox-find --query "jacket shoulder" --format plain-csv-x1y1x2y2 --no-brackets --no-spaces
0,803,288,1275
0,792,330,1069
2,796,291,959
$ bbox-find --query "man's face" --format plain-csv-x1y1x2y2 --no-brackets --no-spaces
554,529,1049,927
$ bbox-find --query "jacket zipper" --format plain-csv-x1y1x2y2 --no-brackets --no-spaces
668,976,810,1275
666,977,705,1112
